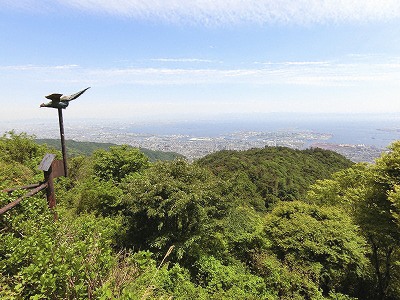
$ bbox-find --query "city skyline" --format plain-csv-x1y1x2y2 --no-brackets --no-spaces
1,1,400,121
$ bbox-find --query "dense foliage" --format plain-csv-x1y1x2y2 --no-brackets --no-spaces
197,147,352,207
307,142,400,300
1,131,400,299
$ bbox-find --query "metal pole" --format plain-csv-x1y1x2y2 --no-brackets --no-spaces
44,165,56,209
57,108,68,177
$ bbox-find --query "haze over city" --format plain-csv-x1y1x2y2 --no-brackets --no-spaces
1,1,400,122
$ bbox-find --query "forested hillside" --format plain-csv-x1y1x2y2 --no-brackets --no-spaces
197,147,352,208
36,138,183,161
1,131,399,299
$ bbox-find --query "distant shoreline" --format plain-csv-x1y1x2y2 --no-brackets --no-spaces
1,114,400,158
2,114,399,163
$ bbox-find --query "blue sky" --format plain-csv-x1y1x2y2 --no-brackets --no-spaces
1,1,400,122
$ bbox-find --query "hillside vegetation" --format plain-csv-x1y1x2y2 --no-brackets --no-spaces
197,147,352,208
1,130,400,299
36,138,183,161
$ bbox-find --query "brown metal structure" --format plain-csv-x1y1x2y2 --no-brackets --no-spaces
0,154,65,215
42,159,64,209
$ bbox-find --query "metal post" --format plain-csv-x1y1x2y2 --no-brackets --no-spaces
44,165,56,209
44,164,58,220
57,108,68,177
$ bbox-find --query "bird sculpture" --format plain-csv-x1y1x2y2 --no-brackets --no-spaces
40,87,90,109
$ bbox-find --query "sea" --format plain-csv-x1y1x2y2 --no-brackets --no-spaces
122,113,400,148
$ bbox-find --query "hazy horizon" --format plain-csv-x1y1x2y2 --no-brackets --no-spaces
3,111,400,124
2,112,400,150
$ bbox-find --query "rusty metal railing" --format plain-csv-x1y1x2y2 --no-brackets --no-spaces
0,182,48,214
0,154,65,216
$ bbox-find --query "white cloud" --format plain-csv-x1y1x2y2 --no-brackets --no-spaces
150,58,216,63
2,59,399,88
1,58,400,120
2,0,400,25
0,64,79,71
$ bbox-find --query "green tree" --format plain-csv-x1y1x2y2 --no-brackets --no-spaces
263,201,367,298
92,145,150,182
364,142,400,299
73,177,125,216
308,142,400,299
121,159,232,263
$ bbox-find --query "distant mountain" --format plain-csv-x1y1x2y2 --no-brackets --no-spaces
35,139,184,162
